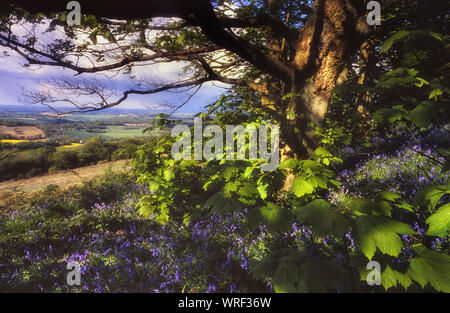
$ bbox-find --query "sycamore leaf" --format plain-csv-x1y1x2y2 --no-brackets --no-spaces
373,108,405,125
297,260,342,293
415,184,447,209
204,192,243,214
248,202,293,232
272,280,305,293
148,181,160,193
394,201,415,212
329,179,342,188
249,255,275,279
380,30,411,53
136,195,153,217
354,215,416,260
243,166,258,179
237,182,258,199
301,160,322,172
406,103,435,128
294,199,350,238
223,181,240,196
426,203,450,237
290,178,314,198
163,169,175,182
273,262,298,286
381,265,412,291
407,245,450,292
278,159,299,169
221,166,238,181
257,184,268,200
314,147,333,158
347,198,392,216
429,88,443,101
379,191,402,202
308,175,328,189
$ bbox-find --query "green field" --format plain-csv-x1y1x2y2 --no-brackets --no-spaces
63,126,147,139
65,114,118,121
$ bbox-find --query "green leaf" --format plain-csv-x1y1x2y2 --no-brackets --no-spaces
163,169,175,182
290,178,314,198
85,14,98,27
248,202,293,232
148,181,160,193
406,103,435,128
314,147,332,158
414,77,429,87
381,265,412,290
426,203,450,237
429,88,443,101
294,199,350,238
243,166,258,179
250,255,275,279
373,108,405,125
354,215,415,260
237,182,258,198
347,198,392,216
301,160,322,172
273,262,298,286
307,175,328,189
380,30,411,53
297,260,342,292
379,191,402,202
272,280,305,293
221,166,237,181
415,184,447,209
394,201,415,212
223,181,240,196
278,159,299,169
204,193,243,214
329,179,342,188
407,245,450,292
257,184,268,200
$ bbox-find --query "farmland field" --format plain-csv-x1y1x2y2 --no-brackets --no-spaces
63,126,146,139
62,126,162,140
0,139,31,144
0,125,45,139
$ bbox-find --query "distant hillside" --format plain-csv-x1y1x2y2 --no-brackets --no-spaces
0,104,195,118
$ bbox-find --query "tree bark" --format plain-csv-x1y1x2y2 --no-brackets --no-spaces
280,0,367,158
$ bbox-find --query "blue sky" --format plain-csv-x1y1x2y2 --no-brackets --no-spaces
0,52,228,114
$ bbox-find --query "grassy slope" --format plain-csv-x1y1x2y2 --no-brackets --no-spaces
0,160,130,194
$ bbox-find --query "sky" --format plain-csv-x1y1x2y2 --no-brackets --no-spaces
0,46,228,114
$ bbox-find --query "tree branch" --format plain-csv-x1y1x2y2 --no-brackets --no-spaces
0,32,222,74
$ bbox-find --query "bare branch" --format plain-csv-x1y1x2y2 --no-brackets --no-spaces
0,32,222,75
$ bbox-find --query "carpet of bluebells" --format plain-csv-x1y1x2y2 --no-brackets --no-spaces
0,174,270,292
0,127,448,292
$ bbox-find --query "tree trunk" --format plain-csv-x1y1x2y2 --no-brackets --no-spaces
357,38,376,121
281,0,367,158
